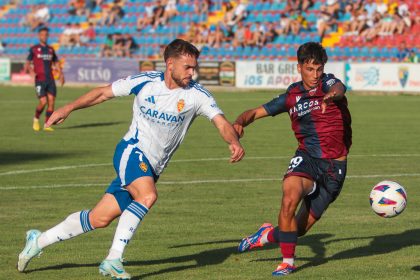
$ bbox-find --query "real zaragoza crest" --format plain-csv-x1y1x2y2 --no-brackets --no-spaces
140,162,148,172
177,99,185,113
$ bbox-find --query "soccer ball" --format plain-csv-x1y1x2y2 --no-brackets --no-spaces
370,180,407,218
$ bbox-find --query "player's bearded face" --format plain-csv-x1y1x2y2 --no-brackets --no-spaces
298,60,324,90
170,55,197,88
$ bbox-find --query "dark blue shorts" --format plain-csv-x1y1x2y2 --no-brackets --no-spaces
106,139,158,212
35,80,57,97
284,150,347,219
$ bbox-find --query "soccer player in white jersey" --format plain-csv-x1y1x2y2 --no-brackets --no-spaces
17,39,245,279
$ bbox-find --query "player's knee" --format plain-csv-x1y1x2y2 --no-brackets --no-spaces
136,192,158,209
89,214,113,228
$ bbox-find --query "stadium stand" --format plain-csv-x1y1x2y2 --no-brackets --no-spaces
0,0,418,62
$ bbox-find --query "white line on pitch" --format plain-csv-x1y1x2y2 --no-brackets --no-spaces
1,154,420,177
0,163,110,176
1,173,419,190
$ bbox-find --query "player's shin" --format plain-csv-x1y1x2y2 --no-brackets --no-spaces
37,210,95,249
106,201,149,260
45,110,54,123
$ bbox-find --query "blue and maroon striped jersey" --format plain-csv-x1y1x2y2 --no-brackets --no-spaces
263,73,352,159
27,44,58,82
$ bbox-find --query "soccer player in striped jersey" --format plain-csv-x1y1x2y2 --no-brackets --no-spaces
25,27,65,132
17,39,244,279
234,42,352,276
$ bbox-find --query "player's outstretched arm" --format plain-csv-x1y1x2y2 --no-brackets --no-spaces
45,85,114,127
233,106,269,138
212,114,245,163
322,82,346,114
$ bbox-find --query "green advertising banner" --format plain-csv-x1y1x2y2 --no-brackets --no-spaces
0,58,11,81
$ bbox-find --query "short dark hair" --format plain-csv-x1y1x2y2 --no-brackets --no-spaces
297,42,328,65
163,39,200,62
38,27,49,33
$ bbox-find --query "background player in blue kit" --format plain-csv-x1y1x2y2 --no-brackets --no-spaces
234,42,352,276
17,39,245,279
25,27,65,132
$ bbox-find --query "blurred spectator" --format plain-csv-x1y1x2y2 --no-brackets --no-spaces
196,24,210,45
80,22,96,44
277,13,291,35
136,2,155,31
317,3,338,39
68,0,87,16
376,1,388,16
265,22,279,43
187,22,200,43
60,23,73,46
340,4,354,33
60,23,83,47
396,42,411,62
253,21,267,47
193,0,212,21
112,33,125,57
101,0,125,26
364,0,377,18
408,49,419,63
223,1,235,26
0,40,4,54
151,0,165,30
161,0,178,26
232,20,246,48
300,0,314,11
285,10,304,36
326,0,340,17
244,23,253,46
226,0,248,27
286,0,314,12
100,34,114,57
85,0,103,14
395,1,411,34
207,23,225,48
360,11,384,40
23,4,51,31
123,34,138,57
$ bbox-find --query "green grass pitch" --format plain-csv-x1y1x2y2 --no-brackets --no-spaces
1,85,419,279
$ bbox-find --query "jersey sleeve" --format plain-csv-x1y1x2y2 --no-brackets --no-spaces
262,93,288,116
111,76,133,97
111,73,156,97
195,87,224,121
27,47,33,61
321,73,347,94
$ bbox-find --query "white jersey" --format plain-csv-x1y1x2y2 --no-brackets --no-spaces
111,71,223,175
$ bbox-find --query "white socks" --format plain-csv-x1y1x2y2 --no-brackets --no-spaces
37,210,94,249
283,258,294,266
106,201,149,260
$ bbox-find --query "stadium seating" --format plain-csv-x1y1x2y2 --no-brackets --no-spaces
0,0,418,62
